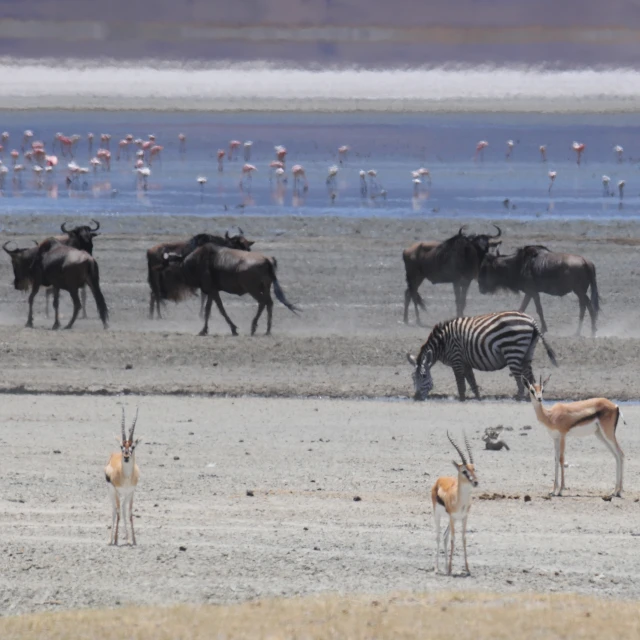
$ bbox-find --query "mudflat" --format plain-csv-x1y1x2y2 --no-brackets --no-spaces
0,214,639,400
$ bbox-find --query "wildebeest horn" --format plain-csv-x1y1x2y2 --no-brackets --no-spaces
458,225,468,235
464,432,474,464
2,240,18,254
129,407,139,441
90,219,100,231
236,226,244,236
61,221,69,233
447,430,467,465
225,231,230,240
121,407,126,442
491,224,502,238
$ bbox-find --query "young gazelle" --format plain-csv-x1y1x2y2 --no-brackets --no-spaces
527,376,625,497
432,432,479,575
105,407,141,545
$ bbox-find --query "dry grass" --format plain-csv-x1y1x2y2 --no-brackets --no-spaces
2,592,639,640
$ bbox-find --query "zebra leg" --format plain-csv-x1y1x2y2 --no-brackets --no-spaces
453,366,467,401
464,366,481,399
509,360,532,401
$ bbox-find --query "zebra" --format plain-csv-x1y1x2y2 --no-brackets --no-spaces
406,311,558,401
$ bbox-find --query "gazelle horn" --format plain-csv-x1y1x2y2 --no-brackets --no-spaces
129,407,139,441
464,432,474,464
447,430,467,465
121,406,126,442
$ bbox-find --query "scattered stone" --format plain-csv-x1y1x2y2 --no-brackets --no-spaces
173,456,180,461
53,450,61,454
179,546,187,552
521,425,533,430
314,546,320,551
353,496,362,502
246,490,254,497
125,364,133,370
524,495,532,502
602,495,613,502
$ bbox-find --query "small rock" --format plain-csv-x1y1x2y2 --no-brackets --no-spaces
506,579,513,585
524,495,532,502
303,527,309,531
173,456,180,461
179,546,187,552
188,432,194,436
125,364,133,370
246,490,254,497
53,450,61,454
602,495,613,502
353,496,362,502
313,546,320,551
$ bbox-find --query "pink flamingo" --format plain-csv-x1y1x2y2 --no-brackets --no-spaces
10,149,19,166
100,133,111,149
97,149,111,171
87,133,94,153
539,145,547,162
275,145,287,164
291,164,308,192
243,141,253,161
240,163,257,191
22,130,33,152
117,139,130,160
269,160,285,182
229,140,241,161
217,149,225,172
417,167,431,187
1,132,8,143
572,142,585,165
149,145,163,165
474,140,488,162
45,155,58,168
548,170,557,193
56,134,73,157
338,145,349,164
90,157,101,173
178,133,186,155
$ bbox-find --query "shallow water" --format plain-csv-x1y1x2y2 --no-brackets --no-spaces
1,110,640,223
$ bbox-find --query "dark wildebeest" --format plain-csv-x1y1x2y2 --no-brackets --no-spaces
44,219,101,318
146,230,254,319
403,225,502,325
159,243,298,336
3,238,108,330
478,245,599,336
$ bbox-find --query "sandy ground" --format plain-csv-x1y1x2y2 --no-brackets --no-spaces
1,215,640,401
0,395,639,616
1,215,640,618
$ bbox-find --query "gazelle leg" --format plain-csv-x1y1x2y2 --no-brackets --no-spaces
120,498,128,544
559,436,566,494
448,519,455,575
462,515,470,574
108,485,118,545
129,494,136,545
552,438,560,495
434,511,441,573
595,426,624,496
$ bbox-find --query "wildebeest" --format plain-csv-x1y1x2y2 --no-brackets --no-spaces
3,238,108,330
403,225,502,325
147,230,254,319
478,245,599,336
44,219,101,318
159,243,298,336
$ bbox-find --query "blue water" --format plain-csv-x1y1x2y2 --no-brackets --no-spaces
1,111,640,221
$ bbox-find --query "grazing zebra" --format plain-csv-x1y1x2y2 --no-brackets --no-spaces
407,311,558,401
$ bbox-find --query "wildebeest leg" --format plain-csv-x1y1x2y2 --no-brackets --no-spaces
81,285,87,319
464,366,480,399
404,275,425,325
52,288,61,330
576,293,595,337
403,289,412,324
458,280,471,316
199,291,207,319
453,366,467,401
26,283,40,328
531,292,548,334
198,295,212,335
209,290,239,337
64,289,82,330
585,295,597,337
519,293,532,313
45,287,51,318
265,296,274,335
251,302,266,336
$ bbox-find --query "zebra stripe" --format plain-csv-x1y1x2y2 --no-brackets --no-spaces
411,311,558,401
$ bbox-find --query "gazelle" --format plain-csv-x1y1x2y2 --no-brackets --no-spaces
527,376,625,497
105,407,141,545
432,432,479,575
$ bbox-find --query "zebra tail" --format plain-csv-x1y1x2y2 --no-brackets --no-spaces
540,332,558,367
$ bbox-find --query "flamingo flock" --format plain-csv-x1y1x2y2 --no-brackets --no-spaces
0,129,634,212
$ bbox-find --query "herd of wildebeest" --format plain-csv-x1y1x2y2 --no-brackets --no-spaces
1,220,599,344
